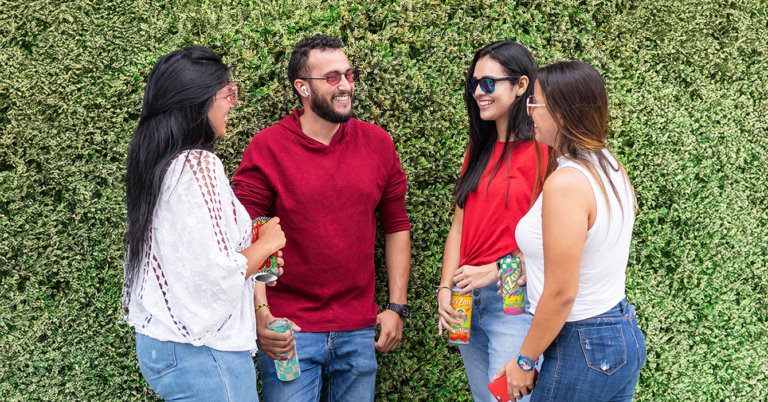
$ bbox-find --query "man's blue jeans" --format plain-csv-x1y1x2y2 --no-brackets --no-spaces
531,299,646,402
258,325,377,402
458,283,536,402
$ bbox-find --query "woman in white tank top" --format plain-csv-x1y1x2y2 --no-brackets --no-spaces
492,61,646,401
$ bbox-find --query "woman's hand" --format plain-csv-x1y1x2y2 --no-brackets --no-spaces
512,249,527,286
258,217,286,254
493,358,536,400
437,287,463,336
497,250,527,295
454,262,497,294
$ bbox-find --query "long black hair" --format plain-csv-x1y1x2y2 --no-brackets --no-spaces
454,41,541,208
125,45,229,285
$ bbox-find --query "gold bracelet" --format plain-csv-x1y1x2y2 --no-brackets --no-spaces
254,304,269,313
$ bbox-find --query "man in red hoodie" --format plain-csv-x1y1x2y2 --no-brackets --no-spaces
232,35,411,401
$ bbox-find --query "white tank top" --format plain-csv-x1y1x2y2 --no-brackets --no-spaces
516,149,635,322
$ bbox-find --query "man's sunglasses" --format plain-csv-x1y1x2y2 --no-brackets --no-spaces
300,68,360,86
467,76,518,95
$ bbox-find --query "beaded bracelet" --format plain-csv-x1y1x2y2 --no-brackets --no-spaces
254,304,269,313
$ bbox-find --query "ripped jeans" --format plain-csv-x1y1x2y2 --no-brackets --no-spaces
531,299,646,402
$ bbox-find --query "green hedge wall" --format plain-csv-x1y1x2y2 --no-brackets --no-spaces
1,0,766,400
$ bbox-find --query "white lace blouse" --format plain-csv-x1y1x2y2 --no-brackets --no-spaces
123,150,257,352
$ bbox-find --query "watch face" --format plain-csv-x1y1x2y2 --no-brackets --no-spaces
401,305,410,318
518,356,534,371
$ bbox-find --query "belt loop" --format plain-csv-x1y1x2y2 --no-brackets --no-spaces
619,299,628,315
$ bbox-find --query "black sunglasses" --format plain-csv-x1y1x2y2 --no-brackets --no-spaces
467,76,518,95
300,68,360,86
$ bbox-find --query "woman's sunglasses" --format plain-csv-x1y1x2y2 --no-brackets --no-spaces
300,68,360,86
216,83,238,106
467,76,518,95
526,95,546,116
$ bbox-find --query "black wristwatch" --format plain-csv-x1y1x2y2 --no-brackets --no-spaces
387,303,411,320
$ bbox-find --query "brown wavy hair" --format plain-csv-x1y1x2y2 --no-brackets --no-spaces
537,61,635,216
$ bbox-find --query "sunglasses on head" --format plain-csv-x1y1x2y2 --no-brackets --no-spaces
467,76,519,95
300,68,360,86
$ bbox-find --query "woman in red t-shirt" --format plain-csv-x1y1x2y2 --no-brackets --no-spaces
437,41,548,402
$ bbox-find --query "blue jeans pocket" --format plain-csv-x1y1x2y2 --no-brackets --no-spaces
137,335,177,377
578,325,626,375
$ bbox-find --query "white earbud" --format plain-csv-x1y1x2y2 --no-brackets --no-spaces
301,86,308,95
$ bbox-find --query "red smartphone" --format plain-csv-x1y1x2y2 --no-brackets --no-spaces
488,370,539,402
488,376,511,402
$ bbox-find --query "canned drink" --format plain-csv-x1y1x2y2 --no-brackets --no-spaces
267,319,301,381
252,217,280,283
448,286,472,345
500,255,525,314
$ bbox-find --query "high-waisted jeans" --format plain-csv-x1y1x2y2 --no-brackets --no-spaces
135,333,258,402
458,283,536,402
531,299,646,402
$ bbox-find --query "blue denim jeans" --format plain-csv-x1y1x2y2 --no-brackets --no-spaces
257,325,377,402
531,299,646,402
459,283,536,402
135,333,258,402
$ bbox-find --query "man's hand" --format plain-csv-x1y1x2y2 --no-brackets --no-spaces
266,250,285,287
375,309,403,353
255,308,301,361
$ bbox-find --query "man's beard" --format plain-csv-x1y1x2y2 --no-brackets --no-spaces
309,89,355,124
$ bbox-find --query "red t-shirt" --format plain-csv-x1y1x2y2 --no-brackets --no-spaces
459,140,548,267
232,109,410,332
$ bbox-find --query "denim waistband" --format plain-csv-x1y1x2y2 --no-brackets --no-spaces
564,298,635,325
609,298,631,315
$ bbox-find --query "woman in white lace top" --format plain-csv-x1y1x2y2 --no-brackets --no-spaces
123,46,285,402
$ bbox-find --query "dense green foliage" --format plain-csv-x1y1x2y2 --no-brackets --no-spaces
1,0,766,400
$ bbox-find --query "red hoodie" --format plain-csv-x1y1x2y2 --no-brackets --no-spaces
232,109,410,332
